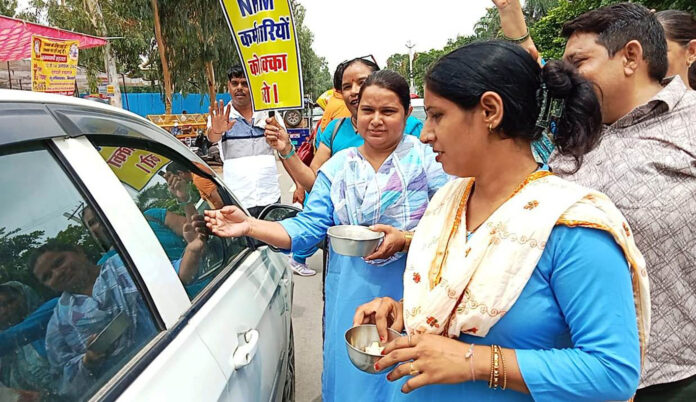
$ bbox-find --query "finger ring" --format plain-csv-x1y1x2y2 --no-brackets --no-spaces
409,362,419,376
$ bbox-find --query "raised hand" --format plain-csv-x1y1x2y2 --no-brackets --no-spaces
209,100,236,135
204,206,251,238
264,117,292,154
491,0,514,10
165,172,189,203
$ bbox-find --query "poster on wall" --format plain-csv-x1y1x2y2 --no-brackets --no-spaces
31,34,79,95
219,0,304,112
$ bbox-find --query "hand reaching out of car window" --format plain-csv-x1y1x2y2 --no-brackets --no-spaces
209,100,236,136
204,206,251,238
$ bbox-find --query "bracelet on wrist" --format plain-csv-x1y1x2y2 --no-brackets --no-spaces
279,144,296,159
401,231,414,252
500,27,530,43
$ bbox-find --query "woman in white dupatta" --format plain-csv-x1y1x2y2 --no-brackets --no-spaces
354,41,650,401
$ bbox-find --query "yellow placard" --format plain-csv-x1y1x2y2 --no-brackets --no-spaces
220,0,303,111
31,35,79,96
99,146,170,191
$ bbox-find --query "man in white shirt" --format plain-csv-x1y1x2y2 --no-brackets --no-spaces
207,66,282,217
208,67,317,276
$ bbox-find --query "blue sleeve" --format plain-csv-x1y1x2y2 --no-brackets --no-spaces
279,171,334,253
319,120,337,149
143,208,167,223
315,126,324,149
516,226,640,401
404,116,423,137
0,297,58,356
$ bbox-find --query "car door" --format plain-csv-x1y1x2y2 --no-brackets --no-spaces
83,138,295,401
50,135,230,401
44,103,294,401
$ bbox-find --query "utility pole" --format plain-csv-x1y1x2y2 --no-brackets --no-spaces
405,41,416,94
84,0,122,108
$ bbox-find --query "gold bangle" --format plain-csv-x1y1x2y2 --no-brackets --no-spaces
499,345,507,390
489,345,501,389
402,231,414,252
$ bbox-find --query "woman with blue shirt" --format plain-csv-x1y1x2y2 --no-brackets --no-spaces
206,70,449,401
266,57,424,275
354,42,650,401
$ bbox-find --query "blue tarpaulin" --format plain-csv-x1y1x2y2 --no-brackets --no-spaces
122,92,231,117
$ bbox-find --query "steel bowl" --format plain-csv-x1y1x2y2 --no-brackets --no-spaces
327,225,384,257
345,324,401,374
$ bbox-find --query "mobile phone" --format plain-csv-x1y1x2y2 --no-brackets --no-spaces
86,311,130,355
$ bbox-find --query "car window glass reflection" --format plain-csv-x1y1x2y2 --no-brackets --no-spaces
93,143,246,300
0,143,158,401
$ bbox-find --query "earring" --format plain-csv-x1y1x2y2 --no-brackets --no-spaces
488,124,493,133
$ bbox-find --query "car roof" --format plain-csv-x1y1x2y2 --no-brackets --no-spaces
0,88,150,123
0,89,193,158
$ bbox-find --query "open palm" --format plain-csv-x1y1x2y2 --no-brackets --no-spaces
209,100,236,134
204,206,250,238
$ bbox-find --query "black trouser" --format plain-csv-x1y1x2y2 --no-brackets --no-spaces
636,374,696,401
247,198,281,218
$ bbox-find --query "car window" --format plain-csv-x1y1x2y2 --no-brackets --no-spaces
90,139,247,300
0,142,159,401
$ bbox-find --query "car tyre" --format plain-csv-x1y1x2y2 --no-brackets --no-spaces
282,324,295,402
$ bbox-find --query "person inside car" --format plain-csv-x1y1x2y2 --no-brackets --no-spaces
0,281,56,400
28,242,156,398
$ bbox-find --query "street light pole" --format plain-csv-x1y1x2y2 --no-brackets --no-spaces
405,41,415,94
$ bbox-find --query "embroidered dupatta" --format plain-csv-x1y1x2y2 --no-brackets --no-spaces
403,172,650,357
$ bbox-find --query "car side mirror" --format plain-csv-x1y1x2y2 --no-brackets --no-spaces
257,204,301,222
255,204,301,252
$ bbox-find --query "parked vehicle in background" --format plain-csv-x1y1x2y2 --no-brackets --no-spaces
411,98,426,124
0,89,296,402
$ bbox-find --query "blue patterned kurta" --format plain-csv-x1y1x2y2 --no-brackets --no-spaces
280,135,449,402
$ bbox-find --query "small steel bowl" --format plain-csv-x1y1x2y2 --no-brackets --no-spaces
345,324,401,374
327,225,384,257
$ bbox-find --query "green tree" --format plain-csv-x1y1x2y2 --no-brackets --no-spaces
524,0,560,22
412,49,445,96
0,0,18,17
0,227,43,285
386,53,410,82
474,7,501,39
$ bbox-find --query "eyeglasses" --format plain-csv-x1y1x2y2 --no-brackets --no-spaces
337,54,379,70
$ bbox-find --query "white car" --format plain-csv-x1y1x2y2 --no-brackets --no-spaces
411,98,426,124
0,89,296,401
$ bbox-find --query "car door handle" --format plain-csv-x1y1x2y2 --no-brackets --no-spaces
231,329,259,370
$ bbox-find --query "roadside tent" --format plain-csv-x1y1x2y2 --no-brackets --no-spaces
0,15,107,62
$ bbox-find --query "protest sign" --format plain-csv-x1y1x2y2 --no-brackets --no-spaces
219,0,304,111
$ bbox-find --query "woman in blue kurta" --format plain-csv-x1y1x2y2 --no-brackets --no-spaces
206,71,449,401
354,42,650,401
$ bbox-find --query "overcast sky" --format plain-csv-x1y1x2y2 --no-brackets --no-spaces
15,0,494,76
299,0,492,73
